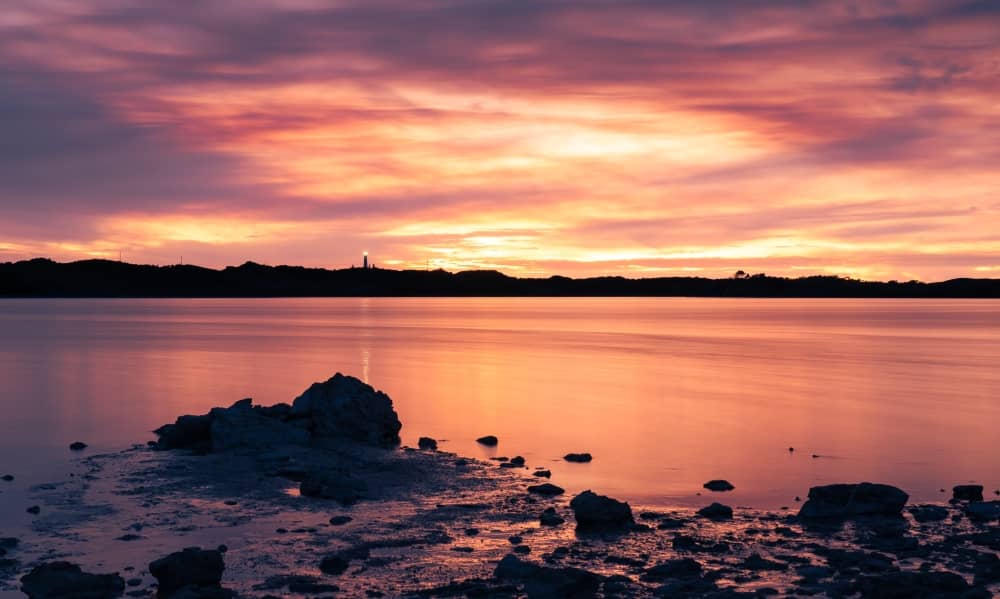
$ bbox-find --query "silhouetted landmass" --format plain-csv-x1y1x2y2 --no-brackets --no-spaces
1,258,998,298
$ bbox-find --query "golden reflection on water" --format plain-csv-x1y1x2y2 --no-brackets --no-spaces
0,298,998,509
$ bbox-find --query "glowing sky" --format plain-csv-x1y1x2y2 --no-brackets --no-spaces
2,0,998,279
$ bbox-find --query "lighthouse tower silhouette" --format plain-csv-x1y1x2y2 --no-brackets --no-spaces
363,251,368,269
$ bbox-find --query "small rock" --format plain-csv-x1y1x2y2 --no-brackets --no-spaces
451,546,474,553
513,545,531,554
126,578,142,587
527,483,564,496
1,474,13,481
508,535,523,544
69,442,88,451
26,505,40,515
564,453,592,463
697,502,733,520
149,547,225,595
798,482,908,519
570,490,634,530
464,528,480,536
509,456,525,467
953,484,984,502
476,435,498,446
532,470,551,478
417,437,438,450
703,480,735,492
20,562,125,599
328,515,353,526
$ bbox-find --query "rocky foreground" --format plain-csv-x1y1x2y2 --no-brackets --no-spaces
2,373,999,598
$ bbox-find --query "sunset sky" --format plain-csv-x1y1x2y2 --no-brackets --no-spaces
1,0,998,280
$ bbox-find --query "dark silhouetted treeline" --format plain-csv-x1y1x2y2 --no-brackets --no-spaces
1,258,998,298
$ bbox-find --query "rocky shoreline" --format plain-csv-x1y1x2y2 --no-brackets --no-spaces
2,373,999,598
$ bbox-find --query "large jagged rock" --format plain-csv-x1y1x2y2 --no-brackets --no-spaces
799,483,908,519
20,562,125,599
149,547,225,597
209,399,309,451
570,490,635,530
291,373,402,447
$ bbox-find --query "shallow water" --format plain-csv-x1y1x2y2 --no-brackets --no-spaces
1,297,998,523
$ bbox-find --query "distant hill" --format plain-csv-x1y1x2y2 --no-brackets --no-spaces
1,258,998,298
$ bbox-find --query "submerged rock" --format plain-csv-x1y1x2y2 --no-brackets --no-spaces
910,505,949,523
476,435,499,446
570,490,634,530
965,501,1000,521
798,483,908,519
641,558,702,581
417,437,438,450
149,547,225,597
953,484,984,502
299,472,367,505
527,483,565,496
564,453,593,463
21,562,125,599
291,373,402,447
540,507,565,526
703,479,735,492
493,555,602,597
856,570,973,598
697,502,733,520
69,441,88,451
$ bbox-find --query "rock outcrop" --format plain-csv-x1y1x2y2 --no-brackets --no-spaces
291,373,402,447
154,373,402,452
570,490,634,530
20,562,125,599
798,483,909,519
210,399,309,451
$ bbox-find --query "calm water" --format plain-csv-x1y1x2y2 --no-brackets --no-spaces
1,297,998,522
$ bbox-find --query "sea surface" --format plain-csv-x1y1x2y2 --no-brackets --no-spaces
1,297,998,528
